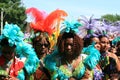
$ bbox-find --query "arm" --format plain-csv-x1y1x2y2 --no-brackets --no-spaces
107,52,120,71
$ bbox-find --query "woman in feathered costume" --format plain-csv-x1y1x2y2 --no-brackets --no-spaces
76,16,104,79
0,23,39,80
78,16,120,79
78,15,101,51
44,19,101,80
87,18,120,79
26,7,67,79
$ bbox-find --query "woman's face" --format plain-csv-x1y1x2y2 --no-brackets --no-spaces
100,37,110,52
35,38,49,58
64,38,74,55
92,37,101,50
1,46,15,61
92,37,99,43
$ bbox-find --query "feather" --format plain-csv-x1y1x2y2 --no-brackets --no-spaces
26,7,47,32
26,8,67,35
78,15,95,38
26,7,68,48
46,9,67,48
43,9,68,35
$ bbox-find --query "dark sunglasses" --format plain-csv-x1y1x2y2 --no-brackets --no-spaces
36,43,49,47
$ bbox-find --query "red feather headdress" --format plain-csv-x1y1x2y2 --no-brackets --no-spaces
26,7,68,35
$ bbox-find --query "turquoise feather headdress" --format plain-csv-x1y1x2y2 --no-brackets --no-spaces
0,23,39,79
0,23,24,47
62,20,82,33
112,36,120,46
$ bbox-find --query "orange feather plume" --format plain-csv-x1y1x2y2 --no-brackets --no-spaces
43,9,68,35
26,7,67,35
26,7,47,32
26,7,68,48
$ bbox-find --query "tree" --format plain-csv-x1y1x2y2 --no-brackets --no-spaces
101,14,120,23
0,0,27,31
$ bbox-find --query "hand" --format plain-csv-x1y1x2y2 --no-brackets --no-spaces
110,73,119,80
106,51,118,61
107,51,120,71
34,69,43,79
81,68,92,80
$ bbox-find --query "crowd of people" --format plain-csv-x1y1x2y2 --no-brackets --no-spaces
0,7,120,80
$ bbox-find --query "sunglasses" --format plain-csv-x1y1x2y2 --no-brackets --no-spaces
36,43,49,47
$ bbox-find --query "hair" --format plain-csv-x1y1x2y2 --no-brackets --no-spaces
117,41,120,47
98,35,108,40
32,32,50,49
57,32,83,59
116,41,120,56
0,38,16,48
83,35,98,47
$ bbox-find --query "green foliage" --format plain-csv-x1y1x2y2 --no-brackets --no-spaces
0,0,27,31
101,14,120,22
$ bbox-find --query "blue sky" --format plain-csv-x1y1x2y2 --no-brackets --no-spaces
21,0,120,19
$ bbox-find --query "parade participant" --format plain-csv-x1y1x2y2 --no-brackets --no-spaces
98,35,120,80
0,23,39,80
44,20,101,79
26,7,67,79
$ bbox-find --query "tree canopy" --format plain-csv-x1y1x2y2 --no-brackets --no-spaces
0,0,27,31
101,14,120,23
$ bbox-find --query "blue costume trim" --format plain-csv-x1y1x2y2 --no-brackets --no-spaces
0,23,39,80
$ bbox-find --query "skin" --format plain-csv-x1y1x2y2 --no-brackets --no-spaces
91,37,101,50
63,37,92,79
4,76,18,80
61,38,74,64
34,38,49,59
99,36,110,53
99,36,120,79
64,38,74,55
92,37,99,43
116,41,120,56
1,45,18,80
1,46,15,62
33,36,50,79
54,32,84,79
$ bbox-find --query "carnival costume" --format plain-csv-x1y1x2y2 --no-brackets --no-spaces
80,16,120,79
26,7,67,79
26,7,68,48
79,16,119,79
0,23,39,80
44,20,101,80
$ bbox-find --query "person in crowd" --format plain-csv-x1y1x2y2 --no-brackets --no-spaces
116,40,120,58
26,7,67,79
83,36,103,80
0,23,39,80
44,20,101,80
23,23,32,44
32,32,51,79
99,35,120,80
106,37,120,79
83,35,101,51
112,36,120,57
